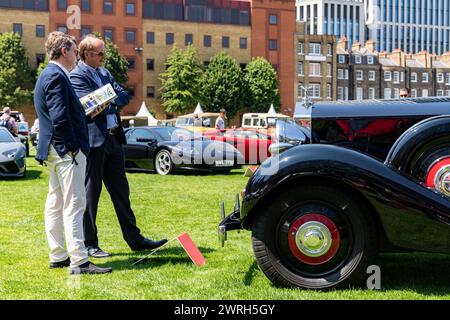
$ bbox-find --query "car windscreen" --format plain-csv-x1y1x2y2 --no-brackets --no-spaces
153,127,196,142
0,130,15,143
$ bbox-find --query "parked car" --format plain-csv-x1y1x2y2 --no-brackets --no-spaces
0,111,30,157
219,97,450,290
202,128,274,164
0,127,26,178
124,126,243,175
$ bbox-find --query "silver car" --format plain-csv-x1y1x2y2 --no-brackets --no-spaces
0,127,26,178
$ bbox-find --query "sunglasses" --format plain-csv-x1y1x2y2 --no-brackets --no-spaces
90,51,105,57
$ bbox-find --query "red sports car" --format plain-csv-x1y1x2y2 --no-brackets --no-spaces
203,128,272,164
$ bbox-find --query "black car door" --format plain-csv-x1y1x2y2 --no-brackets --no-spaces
124,128,158,170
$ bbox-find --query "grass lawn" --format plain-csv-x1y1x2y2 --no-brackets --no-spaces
0,154,449,300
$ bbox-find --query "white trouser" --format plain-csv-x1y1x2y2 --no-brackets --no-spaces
45,146,89,268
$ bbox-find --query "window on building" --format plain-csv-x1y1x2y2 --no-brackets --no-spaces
437,89,444,96
337,69,344,79
368,70,375,81
327,63,331,77
394,88,400,98
338,55,346,64
269,14,277,25
81,26,92,39
36,53,45,68
185,34,193,46
126,30,136,43
147,86,155,98
222,36,230,48
128,86,135,99
298,62,303,76
367,56,374,64
147,59,154,71
127,57,135,70
309,63,321,76
103,28,114,41
393,71,400,84
309,43,321,55
355,55,362,64
446,74,450,85
166,33,174,45
57,25,68,33
368,87,375,99
298,42,304,55
327,44,332,56
81,0,91,12
104,1,113,14
384,71,392,81
344,69,349,80
446,90,450,97
423,73,429,83
411,72,417,82
327,84,332,98
57,0,67,10
239,37,247,49
411,89,417,98
204,35,211,47
384,88,391,99
308,83,321,98
126,2,135,15
422,89,429,97
147,32,155,44
13,23,22,37
36,25,45,38
356,87,363,100
356,70,363,80
269,39,277,50
437,73,444,83
338,87,344,100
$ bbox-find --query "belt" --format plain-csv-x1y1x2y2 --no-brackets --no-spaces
108,127,118,135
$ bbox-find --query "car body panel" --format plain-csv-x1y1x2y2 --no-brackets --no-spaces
0,128,26,178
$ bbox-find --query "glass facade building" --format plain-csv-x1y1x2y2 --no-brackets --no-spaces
366,0,450,54
297,0,365,49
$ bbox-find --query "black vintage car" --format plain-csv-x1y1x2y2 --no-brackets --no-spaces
124,126,243,175
219,97,450,290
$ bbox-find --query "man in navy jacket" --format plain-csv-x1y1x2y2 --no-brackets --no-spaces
34,31,111,274
70,35,167,258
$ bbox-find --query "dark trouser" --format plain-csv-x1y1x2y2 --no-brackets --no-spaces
83,134,143,248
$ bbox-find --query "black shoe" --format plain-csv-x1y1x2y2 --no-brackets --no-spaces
49,257,70,269
70,262,112,275
130,238,168,251
87,247,111,258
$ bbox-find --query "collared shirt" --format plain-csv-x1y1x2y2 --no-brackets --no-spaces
79,61,118,129
49,61,71,79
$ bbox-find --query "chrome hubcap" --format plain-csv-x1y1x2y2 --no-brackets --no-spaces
295,221,332,257
434,165,450,197
157,153,171,174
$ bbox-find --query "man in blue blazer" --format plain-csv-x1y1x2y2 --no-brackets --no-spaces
70,35,167,258
34,31,111,275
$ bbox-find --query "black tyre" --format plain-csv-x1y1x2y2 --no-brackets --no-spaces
154,149,174,175
252,184,377,290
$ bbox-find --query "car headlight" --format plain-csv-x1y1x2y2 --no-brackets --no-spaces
2,148,19,159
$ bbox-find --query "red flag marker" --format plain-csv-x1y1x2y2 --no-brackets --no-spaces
177,232,206,266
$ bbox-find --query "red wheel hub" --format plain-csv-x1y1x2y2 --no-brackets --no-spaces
424,157,450,196
288,214,340,266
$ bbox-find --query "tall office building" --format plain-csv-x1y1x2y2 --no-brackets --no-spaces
366,0,450,54
296,0,366,49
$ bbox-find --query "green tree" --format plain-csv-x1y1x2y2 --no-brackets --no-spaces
103,38,129,86
0,32,34,107
201,52,243,118
243,57,280,113
159,44,204,114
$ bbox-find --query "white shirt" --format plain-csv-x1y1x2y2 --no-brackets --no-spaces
49,61,71,79
215,116,225,130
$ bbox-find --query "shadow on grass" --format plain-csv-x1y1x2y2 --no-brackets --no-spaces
0,169,41,181
105,246,215,271
126,170,245,177
373,253,450,295
241,253,450,295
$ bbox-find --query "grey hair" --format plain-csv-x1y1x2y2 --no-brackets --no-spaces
45,31,76,61
79,34,104,61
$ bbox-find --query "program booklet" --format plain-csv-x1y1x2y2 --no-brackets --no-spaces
79,83,117,116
